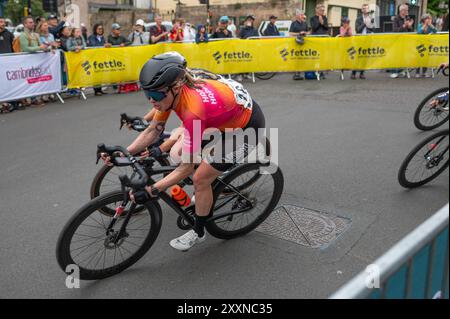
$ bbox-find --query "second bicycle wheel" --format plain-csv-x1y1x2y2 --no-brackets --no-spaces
207,163,284,239
56,191,162,280
398,129,449,188
414,87,449,131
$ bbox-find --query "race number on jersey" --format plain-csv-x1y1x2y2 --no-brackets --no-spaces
218,78,253,110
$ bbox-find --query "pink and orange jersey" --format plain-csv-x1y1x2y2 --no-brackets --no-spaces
153,79,252,154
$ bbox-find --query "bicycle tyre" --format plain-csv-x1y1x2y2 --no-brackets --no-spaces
398,129,449,188
207,163,284,239
56,191,162,280
255,73,276,80
414,87,449,131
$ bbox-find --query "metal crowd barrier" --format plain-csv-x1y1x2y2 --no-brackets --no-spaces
330,204,449,299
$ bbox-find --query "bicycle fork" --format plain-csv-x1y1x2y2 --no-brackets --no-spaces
106,189,136,244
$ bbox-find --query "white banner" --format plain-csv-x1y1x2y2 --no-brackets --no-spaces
0,51,62,102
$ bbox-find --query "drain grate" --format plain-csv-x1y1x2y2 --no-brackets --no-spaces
255,205,351,248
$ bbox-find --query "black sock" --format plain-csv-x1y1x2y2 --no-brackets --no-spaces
193,216,208,237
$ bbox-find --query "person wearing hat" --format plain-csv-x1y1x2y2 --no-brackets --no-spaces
48,14,66,39
263,15,280,36
211,16,233,38
239,15,258,39
107,23,129,47
129,19,150,45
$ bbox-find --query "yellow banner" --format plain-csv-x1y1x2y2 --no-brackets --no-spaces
65,34,449,89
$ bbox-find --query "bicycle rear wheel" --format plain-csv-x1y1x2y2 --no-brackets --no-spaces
207,163,284,239
414,88,449,131
56,191,162,280
398,129,449,188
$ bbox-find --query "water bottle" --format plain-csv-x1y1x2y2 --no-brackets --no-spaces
171,185,191,207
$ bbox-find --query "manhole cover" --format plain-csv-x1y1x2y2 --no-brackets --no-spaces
255,205,351,248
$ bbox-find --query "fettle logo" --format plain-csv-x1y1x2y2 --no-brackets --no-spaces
278,48,320,61
347,47,357,60
280,49,289,61
211,51,253,64
213,51,222,64
416,44,427,57
82,61,92,75
81,59,126,74
416,44,449,58
346,46,386,59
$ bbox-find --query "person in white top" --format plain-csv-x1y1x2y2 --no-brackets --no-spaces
227,18,237,37
182,21,196,42
128,19,150,45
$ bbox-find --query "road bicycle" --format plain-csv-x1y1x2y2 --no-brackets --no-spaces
57,144,283,280
413,66,449,131
398,129,449,188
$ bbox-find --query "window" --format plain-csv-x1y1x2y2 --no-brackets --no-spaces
342,7,349,19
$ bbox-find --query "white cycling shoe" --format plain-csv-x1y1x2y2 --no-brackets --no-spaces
170,230,206,251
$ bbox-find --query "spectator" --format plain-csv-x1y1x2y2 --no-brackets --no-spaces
289,10,309,80
442,12,449,31
0,16,14,54
416,14,437,78
182,20,195,42
211,16,233,39
81,23,88,43
107,23,129,46
88,24,109,96
47,14,66,39
227,18,237,37
20,16,48,53
263,15,280,36
20,16,49,107
355,3,376,34
195,24,209,43
239,15,259,39
67,27,87,52
88,23,110,48
0,15,19,113
391,4,414,78
149,15,169,44
36,19,57,49
353,3,375,80
435,14,444,31
169,19,184,42
393,4,414,32
129,19,150,46
310,4,329,35
339,17,353,36
58,25,72,52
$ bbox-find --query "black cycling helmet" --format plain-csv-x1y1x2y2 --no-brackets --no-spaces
139,51,187,90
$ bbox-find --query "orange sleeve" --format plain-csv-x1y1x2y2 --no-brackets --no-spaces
153,110,171,123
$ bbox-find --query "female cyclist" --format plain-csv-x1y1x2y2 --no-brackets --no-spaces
106,51,266,251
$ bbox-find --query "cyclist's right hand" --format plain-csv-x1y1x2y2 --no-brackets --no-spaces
100,152,125,166
100,152,114,166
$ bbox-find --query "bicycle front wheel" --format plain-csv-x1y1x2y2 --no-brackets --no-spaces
207,163,284,239
414,87,449,131
56,191,162,280
398,129,449,188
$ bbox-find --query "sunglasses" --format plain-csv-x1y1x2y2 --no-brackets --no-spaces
144,89,170,102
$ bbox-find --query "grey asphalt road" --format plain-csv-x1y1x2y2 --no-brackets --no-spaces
0,71,448,299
